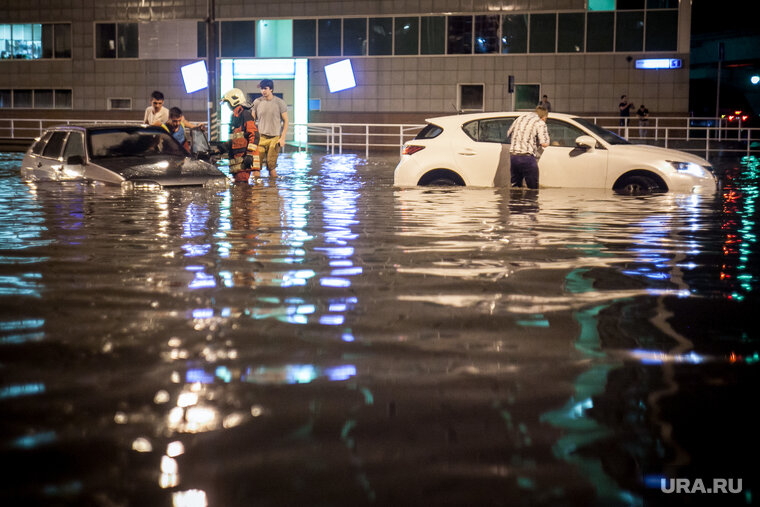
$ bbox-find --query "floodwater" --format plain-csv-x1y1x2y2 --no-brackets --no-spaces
0,150,758,507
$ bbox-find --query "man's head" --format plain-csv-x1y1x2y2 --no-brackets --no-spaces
621,95,627,101
535,105,549,120
259,79,274,99
168,107,183,130
150,90,164,112
543,95,548,100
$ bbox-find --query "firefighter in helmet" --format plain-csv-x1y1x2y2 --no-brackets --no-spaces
220,88,260,183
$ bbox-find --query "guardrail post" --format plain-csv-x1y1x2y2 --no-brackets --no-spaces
365,125,369,159
747,129,751,159
339,125,343,154
706,128,710,160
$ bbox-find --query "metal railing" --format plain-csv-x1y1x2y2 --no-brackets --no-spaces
2,116,758,161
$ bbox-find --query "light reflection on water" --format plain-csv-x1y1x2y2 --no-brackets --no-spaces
0,151,758,506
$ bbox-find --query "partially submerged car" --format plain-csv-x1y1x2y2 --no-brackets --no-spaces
395,112,718,194
21,124,228,188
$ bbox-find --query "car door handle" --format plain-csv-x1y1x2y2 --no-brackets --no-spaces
457,149,477,156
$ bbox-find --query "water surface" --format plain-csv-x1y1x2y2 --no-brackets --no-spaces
0,151,758,506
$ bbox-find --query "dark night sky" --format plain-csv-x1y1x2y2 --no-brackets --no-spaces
691,0,757,36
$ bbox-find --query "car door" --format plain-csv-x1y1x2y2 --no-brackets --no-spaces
61,130,86,179
36,131,69,179
539,119,608,188
454,117,514,186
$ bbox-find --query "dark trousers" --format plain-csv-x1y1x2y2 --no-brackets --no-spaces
510,154,539,189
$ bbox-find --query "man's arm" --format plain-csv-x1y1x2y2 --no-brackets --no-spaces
279,112,289,147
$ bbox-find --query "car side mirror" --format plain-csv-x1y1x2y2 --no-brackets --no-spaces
575,135,596,151
66,155,85,165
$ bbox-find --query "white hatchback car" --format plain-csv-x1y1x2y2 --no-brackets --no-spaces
394,112,717,194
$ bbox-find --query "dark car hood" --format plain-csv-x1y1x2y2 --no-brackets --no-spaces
94,155,226,186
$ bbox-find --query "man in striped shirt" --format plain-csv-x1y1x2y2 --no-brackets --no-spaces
507,106,550,189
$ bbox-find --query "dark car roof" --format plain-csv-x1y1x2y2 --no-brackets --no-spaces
47,123,156,133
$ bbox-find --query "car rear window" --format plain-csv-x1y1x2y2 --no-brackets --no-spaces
414,124,443,140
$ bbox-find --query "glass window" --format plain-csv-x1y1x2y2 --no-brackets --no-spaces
369,18,392,55
0,89,10,108
420,16,444,55
501,15,528,54
34,89,54,108
6,24,42,59
458,84,483,111
414,123,443,140
646,11,678,51
515,84,540,110
447,16,472,54
54,24,71,58
257,19,293,57
647,0,678,7
31,131,52,155
55,89,72,109
293,19,316,57
96,23,116,58
474,15,499,54
13,89,33,108
616,11,643,52
587,12,614,52
546,119,585,147
220,20,254,57
318,19,341,56
617,0,644,8
588,0,615,10
558,13,584,53
478,118,514,143
63,132,85,160
462,120,479,141
42,131,67,159
395,17,418,55
41,24,53,59
343,18,366,56
530,14,556,53
197,21,206,58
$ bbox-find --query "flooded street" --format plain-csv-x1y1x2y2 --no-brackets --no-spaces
0,150,758,506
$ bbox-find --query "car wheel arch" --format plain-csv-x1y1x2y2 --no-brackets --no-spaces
417,169,466,186
612,170,668,193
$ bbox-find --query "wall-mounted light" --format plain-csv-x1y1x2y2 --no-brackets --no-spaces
180,61,209,93
635,58,682,70
324,59,357,93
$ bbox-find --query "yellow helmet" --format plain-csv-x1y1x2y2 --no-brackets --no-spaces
220,88,247,108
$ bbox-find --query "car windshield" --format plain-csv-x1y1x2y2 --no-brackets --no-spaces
88,129,187,159
571,117,631,145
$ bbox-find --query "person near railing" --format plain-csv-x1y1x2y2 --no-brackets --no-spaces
637,104,650,139
619,95,635,127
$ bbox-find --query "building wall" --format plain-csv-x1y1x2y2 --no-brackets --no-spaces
1,0,690,125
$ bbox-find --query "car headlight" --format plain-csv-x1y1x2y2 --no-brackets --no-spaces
668,161,706,178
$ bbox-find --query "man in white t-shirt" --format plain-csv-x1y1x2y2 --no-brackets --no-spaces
252,79,288,178
143,90,169,126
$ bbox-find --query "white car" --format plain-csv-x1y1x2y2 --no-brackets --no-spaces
394,112,717,194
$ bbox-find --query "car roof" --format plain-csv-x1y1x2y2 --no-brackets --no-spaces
45,123,160,133
425,111,578,126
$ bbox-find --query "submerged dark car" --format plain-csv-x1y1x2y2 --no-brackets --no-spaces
21,124,228,188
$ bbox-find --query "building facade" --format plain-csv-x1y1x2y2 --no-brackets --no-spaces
1,0,692,130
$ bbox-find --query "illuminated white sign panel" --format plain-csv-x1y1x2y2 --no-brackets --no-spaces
324,59,357,93
635,58,682,70
180,61,209,93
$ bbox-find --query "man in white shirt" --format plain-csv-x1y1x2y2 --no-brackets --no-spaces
252,79,288,178
143,90,169,126
506,106,550,189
